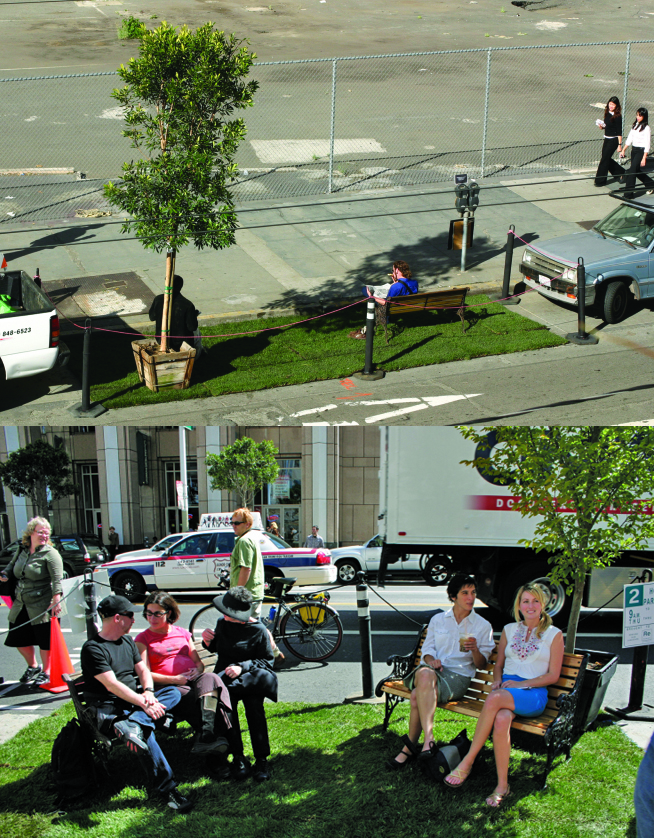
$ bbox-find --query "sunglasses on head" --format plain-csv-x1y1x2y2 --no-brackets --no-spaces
118,611,134,619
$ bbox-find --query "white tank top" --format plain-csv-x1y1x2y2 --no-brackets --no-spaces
503,622,561,680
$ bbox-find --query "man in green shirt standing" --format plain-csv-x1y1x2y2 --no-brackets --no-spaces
229,508,265,617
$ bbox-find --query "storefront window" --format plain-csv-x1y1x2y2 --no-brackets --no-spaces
164,460,199,532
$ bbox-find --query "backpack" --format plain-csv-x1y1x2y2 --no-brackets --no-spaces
424,728,471,783
51,718,96,802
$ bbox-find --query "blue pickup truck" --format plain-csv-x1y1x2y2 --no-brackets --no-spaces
519,194,654,323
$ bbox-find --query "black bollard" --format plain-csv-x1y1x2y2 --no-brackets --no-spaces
69,318,108,417
353,298,385,381
356,571,374,698
33,267,41,288
566,257,598,345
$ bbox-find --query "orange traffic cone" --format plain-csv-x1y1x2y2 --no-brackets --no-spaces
39,617,74,693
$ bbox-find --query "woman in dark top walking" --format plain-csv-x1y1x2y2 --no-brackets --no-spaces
594,96,626,187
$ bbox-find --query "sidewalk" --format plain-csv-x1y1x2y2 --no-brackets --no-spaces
2,169,637,422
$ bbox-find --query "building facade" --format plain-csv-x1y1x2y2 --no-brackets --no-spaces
0,426,381,550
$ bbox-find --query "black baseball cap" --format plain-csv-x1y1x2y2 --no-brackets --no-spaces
98,594,134,617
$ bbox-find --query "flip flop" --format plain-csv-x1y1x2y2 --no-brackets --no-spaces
486,786,512,808
444,765,471,789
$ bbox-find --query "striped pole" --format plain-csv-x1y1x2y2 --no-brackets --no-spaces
356,571,374,697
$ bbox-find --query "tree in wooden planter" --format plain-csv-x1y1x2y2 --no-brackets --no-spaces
105,21,258,391
459,426,654,653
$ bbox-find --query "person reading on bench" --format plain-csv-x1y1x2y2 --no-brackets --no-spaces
443,583,564,808
386,574,493,769
80,594,194,813
349,259,418,339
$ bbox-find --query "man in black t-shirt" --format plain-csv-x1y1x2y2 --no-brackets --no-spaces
80,594,193,812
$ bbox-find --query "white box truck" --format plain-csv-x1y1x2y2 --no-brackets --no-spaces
0,268,67,381
378,427,653,621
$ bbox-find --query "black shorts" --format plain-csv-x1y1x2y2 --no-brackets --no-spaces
4,607,52,650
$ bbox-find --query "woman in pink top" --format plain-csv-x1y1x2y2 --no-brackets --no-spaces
135,591,233,757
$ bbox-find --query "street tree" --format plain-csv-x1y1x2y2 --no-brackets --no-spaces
105,21,258,352
206,437,279,509
0,438,77,519
459,426,654,652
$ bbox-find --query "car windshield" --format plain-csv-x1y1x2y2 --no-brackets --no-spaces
594,204,654,248
267,534,293,549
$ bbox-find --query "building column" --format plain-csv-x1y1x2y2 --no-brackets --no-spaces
102,427,124,542
311,427,329,542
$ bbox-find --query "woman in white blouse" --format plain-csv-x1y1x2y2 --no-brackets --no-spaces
444,583,564,808
620,107,654,199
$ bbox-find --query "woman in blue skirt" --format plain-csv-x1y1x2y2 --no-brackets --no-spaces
444,583,564,807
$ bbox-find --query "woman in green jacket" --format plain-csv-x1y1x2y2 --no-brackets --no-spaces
0,517,64,686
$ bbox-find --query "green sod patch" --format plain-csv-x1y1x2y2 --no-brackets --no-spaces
0,703,640,838
64,295,566,410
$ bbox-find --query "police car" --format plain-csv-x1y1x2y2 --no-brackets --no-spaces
99,512,336,601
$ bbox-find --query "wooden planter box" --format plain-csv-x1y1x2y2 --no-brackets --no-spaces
131,338,196,392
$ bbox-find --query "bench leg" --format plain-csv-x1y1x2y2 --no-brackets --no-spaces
458,305,467,334
383,694,402,731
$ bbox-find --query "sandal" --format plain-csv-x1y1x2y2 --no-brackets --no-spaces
385,746,415,770
486,786,512,808
443,765,471,789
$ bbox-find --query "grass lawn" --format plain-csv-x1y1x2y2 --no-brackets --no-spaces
64,294,567,410
0,702,640,838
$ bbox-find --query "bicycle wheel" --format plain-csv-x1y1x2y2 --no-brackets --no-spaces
189,604,218,642
279,602,343,662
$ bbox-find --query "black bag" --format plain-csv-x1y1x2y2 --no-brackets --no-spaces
51,718,96,802
424,728,471,783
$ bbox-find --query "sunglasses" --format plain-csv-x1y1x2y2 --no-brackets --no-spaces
145,610,168,618
118,611,134,619
231,520,246,526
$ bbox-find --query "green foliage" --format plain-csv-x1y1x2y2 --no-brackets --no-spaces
0,701,641,838
117,15,146,40
459,426,654,651
104,21,258,255
0,438,77,519
206,437,279,508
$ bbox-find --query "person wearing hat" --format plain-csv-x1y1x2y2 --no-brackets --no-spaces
80,594,194,813
202,586,278,783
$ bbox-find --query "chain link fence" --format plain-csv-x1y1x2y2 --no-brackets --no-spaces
1,40,653,224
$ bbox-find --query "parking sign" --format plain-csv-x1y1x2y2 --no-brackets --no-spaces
623,582,654,648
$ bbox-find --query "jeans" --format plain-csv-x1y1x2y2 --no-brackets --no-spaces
90,685,181,794
635,732,654,838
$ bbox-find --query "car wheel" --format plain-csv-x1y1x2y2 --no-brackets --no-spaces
602,281,630,324
112,570,146,602
422,555,452,587
62,565,74,580
335,558,361,584
501,563,569,627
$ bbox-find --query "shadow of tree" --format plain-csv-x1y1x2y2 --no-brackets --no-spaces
256,229,524,314
5,223,107,263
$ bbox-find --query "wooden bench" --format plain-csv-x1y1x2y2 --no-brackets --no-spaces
374,624,589,788
377,286,470,344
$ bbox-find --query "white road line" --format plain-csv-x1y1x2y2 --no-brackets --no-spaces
290,404,338,417
366,404,431,422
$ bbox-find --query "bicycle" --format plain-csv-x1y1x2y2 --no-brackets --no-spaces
188,576,343,662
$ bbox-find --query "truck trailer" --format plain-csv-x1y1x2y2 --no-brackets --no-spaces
378,427,653,622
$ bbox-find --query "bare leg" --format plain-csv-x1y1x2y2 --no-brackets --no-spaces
39,649,50,674
17,646,38,668
414,667,439,753
490,707,514,796
392,688,424,764
445,689,516,786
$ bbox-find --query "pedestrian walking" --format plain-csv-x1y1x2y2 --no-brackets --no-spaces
620,107,654,199
594,96,626,187
304,526,324,549
108,526,120,561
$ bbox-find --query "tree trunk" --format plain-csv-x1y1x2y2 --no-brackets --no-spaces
160,248,176,353
31,480,49,520
565,570,586,654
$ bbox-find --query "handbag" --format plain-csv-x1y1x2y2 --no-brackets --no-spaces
424,728,471,783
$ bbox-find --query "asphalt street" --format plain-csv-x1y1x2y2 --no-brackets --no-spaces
2,583,653,749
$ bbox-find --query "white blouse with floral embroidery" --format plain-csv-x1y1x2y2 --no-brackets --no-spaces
502,622,562,680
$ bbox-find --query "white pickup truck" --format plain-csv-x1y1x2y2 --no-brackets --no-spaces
0,268,66,381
